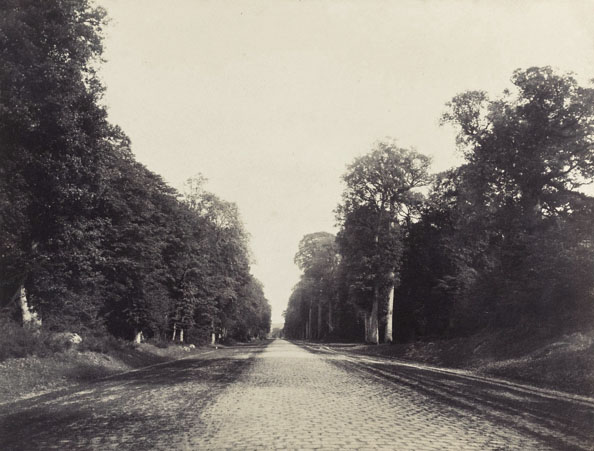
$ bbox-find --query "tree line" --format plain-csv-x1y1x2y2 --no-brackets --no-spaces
0,0,270,344
284,66,594,343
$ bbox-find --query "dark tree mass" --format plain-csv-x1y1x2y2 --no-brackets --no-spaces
285,68,594,343
0,0,270,344
2,1,593,351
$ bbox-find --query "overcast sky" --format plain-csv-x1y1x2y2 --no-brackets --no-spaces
99,0,594,322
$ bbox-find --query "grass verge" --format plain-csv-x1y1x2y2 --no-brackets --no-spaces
320,328,594,397
0,337,210,404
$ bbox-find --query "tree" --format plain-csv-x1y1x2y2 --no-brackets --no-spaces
0,0,114,330
0,1,271,347
442,67,594,222
337,142,431,343
230,276,271,341
394,167,493,337
293,232,339,339
283,281,311,339
181,175,264,344
437,66,594,332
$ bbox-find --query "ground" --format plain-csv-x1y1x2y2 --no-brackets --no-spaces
0,341,205,404
318,328,594,397
1,339,592,450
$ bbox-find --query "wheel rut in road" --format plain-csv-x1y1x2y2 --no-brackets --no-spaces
1,339,592,450
0,344,265,450
300,341,594,451
189,339,579,450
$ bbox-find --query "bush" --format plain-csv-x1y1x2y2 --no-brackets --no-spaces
78,331,127,354
220,336,237,346
0,317,50,360
0,316,142,361
146,336,170,349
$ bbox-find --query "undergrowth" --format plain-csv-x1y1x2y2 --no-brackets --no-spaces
0,317,134,361
0,318,63,360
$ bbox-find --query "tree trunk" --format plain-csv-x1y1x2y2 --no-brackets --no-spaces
172,323,177,341
317,302,322,339
19,285,41,328
363,312,369,342
180,328,184,343
308,305,313,340
369,297,379,344
384,280,395,343
328,298,333,334
134,330,143,343
211,332,216,345
370,217,381,345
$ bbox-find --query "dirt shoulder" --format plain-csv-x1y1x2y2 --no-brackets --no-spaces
0,343,270,450
316,328,594,397
0,342,216,405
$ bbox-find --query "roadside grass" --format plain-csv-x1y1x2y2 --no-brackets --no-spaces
0,319,211,404
478,332,594,396
322,328,594,397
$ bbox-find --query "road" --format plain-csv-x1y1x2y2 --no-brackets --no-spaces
0,339,592,450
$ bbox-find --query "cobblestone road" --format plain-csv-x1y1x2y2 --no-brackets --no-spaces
1,339,593,450
190,340,593,450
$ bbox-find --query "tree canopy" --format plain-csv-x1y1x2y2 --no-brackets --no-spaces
0,0,270,344
285,67,594,344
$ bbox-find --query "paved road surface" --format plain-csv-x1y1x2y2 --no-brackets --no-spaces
0,339,592,450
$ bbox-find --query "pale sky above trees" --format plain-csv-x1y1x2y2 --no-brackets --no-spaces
98,0,594,322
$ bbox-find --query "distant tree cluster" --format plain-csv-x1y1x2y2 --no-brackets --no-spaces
0,0,270,344
284,67,594,343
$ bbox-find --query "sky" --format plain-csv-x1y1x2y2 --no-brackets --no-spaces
98,0,594,323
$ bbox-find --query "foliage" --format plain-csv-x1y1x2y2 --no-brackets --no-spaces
287,67,594,344
0,0,112,331
0,317,84,360
284,232,339,340
397,67,594,337
335,142,431,342
0,1,270,346
2,2,591,351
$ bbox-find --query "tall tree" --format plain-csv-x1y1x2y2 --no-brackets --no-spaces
98,152,178,340
181,175,256,343
442,67,594,222
284,280,311,340
0,1,272,346
437,66,594,331
0,0,113,329
294,232,339,339
337,142,431,343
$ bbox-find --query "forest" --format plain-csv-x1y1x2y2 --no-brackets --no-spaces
284,67,594,344
0,0,271,347
2,1,593,352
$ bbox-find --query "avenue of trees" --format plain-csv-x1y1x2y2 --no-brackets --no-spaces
284,66,594,343
0,0,270,345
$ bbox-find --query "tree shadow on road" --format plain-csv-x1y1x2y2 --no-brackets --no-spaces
0,344,270,450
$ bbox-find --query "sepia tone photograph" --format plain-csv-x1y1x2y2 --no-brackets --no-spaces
1,0,593,449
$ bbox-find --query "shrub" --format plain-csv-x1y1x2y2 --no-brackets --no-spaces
78,331,127,354
0,317,50,360
146,336,170,349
